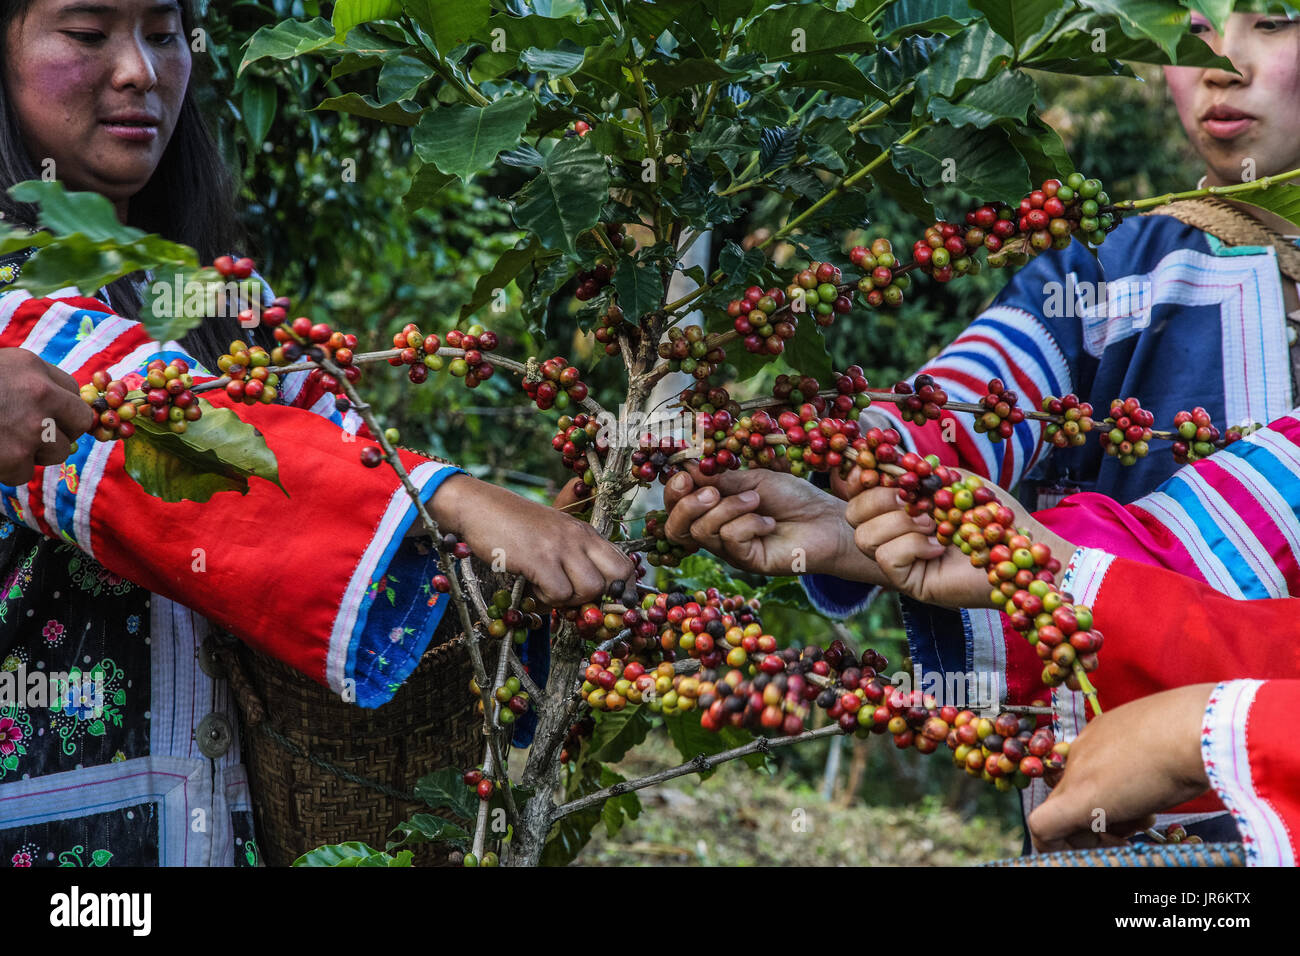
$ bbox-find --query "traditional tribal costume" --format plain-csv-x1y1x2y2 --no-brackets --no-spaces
806,204,1300,842
0,258,470,865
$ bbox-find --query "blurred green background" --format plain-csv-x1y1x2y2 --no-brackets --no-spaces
202,1,1203,860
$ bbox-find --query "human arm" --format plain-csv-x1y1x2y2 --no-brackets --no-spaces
1029,678,1300,866
0,291,627,705
1026,683,1215,851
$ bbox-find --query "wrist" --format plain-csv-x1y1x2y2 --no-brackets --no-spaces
428,472,475,533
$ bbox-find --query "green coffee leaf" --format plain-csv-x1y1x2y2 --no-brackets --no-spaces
413,94,536,183
589,706,654,764
612,258,663,324
403,0,490,51
928,69,1037,128
240,17,336,74
123,409,286,504
509,137,609,256
1230,184,1300,233
387,813,471,851
316,92,422,126
332,0,402,41
413,767,477,821
969,0,1060,50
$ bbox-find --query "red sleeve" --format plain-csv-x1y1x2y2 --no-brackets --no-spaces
1202,679,1300,865
1085,554,1300,697
1060,551,1300,816
0,292,461,707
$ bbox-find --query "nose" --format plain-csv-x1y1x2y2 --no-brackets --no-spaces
1203,19,1253,89
110,34,159,92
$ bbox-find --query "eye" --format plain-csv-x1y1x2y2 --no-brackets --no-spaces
63,31,105,45
150,33,179,46
1256,18,1297,32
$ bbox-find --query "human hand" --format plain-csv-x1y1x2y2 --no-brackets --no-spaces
1027,683,1215,852
431,474,636,607
844,469,1076,609
0,349,97,485
662,463,884,583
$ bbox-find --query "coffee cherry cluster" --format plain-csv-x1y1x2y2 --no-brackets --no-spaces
389,324,498,388
1172,407,1220,464
844,425,903,489
593,301,631,357
216,341,281,406
658,324,726,380
526,356,588,410
913,220,986,283
729,284,796,356
1158,823,1204,845
573,225,632,301
574,588,1077,792
568,118,592,137
893,374,949,426
642,510,694,568
493,678,531,724
270,313,362,401
1041,393,1095,449
777,409,860,478
1100,397,1155,466
559,715,596,764
963,202,1020,255
851,239,910,309
631,436,688,485
79,360,201,440
942,707,1067,788
790,262,853,329
485,588,543,646
975,377,1025,442
679,381,741,418
893,460,1102,692
551,413,604,486
212,255,257,281
690,408,742,478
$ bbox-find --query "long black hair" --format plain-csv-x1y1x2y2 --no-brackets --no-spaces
0,0,276,371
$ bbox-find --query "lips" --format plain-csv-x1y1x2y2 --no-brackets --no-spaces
101,113,160,126
100,113,161,144
1201,104,1255,140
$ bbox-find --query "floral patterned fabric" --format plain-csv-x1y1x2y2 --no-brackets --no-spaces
0,519,259,866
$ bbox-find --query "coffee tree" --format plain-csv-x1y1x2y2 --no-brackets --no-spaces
7,0,1300,867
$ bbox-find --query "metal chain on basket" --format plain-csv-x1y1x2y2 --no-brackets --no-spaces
255,723,423,804
983,842,1247,867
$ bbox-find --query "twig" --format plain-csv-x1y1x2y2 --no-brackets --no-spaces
508,649,545,700
550,723,846,821
1107,165,1300,211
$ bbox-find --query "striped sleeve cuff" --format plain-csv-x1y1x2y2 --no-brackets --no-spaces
800,574,881,619
1058,546,1116,605
337,461,465,708
1201,679,1293,867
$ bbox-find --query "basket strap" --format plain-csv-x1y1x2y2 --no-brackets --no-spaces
212,637,267,728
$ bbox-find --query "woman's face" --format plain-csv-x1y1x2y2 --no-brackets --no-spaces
1165,11,1300,187
3,0,190,214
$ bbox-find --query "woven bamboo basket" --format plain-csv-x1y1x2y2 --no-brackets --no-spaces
219,612,483,867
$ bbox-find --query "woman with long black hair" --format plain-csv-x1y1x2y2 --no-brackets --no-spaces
0,0,631,866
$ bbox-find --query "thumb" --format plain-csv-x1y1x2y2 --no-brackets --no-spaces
664,469,697,509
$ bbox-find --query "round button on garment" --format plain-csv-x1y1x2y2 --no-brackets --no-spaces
196,713,234,759
197,636,226,679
